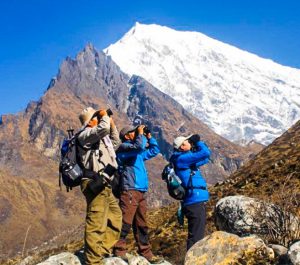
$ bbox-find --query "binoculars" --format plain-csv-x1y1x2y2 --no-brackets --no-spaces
143,126,151,135
93,108,113,121
106,108,113,117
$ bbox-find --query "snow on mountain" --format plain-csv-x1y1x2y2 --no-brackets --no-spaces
104,22,300,145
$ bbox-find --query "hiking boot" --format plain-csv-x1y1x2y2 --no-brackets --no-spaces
146,255,164,264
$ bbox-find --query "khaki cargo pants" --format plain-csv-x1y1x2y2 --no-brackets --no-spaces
82,180,122,265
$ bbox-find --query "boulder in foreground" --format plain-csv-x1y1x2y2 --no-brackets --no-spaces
184,231,274,265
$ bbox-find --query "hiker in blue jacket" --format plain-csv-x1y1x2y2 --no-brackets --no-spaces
113,125,163,264
170,134,211,250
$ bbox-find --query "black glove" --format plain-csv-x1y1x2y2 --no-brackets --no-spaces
189,134,201,144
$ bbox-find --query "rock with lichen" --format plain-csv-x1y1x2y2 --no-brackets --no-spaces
184,231,274,265
215,195,299,242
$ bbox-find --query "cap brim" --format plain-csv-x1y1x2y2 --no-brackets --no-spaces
120,126,137,139
181,134,193,145
174,134,193,149
186,134,193,140
91,110,99,118
125,127,137,134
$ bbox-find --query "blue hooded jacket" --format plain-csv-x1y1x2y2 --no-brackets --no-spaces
170,141,211,206
116,134,160,192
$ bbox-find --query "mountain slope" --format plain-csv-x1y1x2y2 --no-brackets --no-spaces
209,119,300,207
0,44,250,260
105,22,300,145
0,112,85,260
5,119,300,265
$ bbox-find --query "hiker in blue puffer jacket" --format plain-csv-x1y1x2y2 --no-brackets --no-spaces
113,125,163,264
170,134,211,250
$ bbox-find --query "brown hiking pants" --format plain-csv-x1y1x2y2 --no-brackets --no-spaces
114,190,153,259
82,181,122,265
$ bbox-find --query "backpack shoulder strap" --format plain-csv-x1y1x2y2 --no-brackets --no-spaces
73,129,91,169
73,129,90,151
186,168,207,191
187,170,194,190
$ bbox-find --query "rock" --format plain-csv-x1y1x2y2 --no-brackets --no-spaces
215,195,299,239
288,241,300,265
37,252,81,265
36,252,172,265
103,254,172,265
184,231,274,265
269,244,291,264
126,255,149,265
102,257,128,265
269,244,288,256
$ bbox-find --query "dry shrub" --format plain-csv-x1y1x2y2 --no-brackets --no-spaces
255,173,300,247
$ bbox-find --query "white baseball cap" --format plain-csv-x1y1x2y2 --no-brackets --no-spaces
173,134,193,149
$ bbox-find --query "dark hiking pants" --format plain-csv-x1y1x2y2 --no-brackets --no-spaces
114,190,153,259
183,202,206,250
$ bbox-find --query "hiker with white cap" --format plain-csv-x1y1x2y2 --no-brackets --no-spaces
170,134,211,250
77,106,122,265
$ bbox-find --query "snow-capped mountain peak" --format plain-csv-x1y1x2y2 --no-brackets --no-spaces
105,23,300,145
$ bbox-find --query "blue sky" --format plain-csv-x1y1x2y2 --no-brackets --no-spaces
1,0,300,114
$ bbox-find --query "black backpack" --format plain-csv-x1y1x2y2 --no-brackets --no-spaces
162,163,186,200
59,129,87,192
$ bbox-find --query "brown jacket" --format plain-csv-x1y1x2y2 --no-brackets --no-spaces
77,115,120,174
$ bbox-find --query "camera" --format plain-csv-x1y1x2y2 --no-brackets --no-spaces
101,163,117,185
106,108,113,117
143,126,151,135
188,134,201,151
134,125,151,136
87,164,117,195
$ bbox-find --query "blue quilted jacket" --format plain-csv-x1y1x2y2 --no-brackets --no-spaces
170,141,211,206
116,134,160,192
